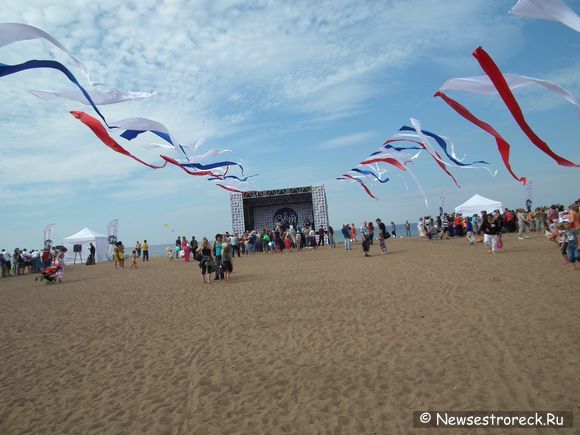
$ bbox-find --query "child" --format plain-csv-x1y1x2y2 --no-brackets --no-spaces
166,247,175,262
284,234,292,252
221,244,233,283
465,218,475,245
562,220,578,268
130,250,138,269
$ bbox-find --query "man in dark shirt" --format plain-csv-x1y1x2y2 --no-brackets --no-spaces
89,243,96,265
318,226,325,246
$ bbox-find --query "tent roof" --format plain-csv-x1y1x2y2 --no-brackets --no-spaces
63,227,107,240
457,194,501,207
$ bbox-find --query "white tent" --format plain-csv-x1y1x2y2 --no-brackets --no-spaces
62,227,109,264
454,194,503,216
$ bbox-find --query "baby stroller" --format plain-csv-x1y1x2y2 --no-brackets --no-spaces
38,263,62,284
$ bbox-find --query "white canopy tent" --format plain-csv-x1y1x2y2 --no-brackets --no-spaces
454,194,503,216
62,227,109,264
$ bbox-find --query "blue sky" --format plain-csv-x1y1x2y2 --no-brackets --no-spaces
1,0,579,249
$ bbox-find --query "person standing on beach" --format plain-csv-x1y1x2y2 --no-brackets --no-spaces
135,241,141,258
367,221,375,245
440,214,449,239
309,227,317,248
417,218,426,239
142,240,149,261
182,237,190,262
117,242,125,268
405,221,411,238
318,226,325,247
350,224,357,244
360,221,371,257
327,225,336,248
341,224,351,251
376,218,388,255
1,249,10,277
517,209,531,240
197,238,214,284
113,243,120,269
89,243,96,265
222,244,234,282
390,221,397,238
213,234,223,279
190,237,199,259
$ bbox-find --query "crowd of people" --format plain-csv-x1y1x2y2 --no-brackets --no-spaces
3,201,578,281
1,246,66,282
415,202,579,263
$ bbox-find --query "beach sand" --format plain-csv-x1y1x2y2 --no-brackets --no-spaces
0,234,578,434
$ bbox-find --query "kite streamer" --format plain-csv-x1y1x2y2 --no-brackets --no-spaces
407,118,461,188
27,88,156,105
1,60,111,126
439,74,580,115
337,174,378,200
70,111,169,169
399,126,489,166
159,155,222,178
0,60,175,144
509,0,580,32
181,160,245,175
208,174,258,182
0,22,96,85
472,47,579,168
215,184,254,193
360,156,407,171
434,91,527,185
350,168,390,183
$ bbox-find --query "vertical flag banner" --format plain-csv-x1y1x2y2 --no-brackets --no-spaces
43,223,56,248
524,180,534,211
106,219,119,259
439,191,446,216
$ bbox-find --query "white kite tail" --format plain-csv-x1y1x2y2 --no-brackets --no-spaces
509,0,580,33
0,22,96,85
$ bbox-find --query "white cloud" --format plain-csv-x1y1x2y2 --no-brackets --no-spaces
319,130,378,149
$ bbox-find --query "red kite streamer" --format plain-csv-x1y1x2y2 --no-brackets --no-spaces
473,47,579,168
71,111,168,169
433,92,527,185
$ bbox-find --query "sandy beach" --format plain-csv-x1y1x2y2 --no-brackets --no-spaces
0,234,578,434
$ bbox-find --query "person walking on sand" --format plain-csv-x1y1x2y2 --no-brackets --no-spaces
376,218,389,254
405,220,411,238
130,250,138,269
390,221,397,238
481,214,501,254
361,221,371,257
